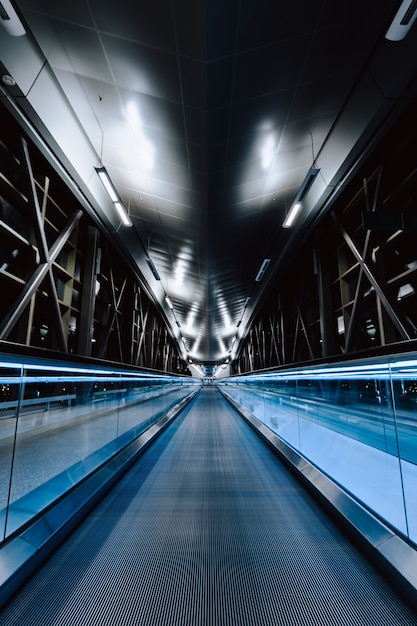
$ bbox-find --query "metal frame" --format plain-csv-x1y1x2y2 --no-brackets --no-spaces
0,106,188,374
233,99,417,374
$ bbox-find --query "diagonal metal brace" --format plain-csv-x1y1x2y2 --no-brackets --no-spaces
330,211,410,341
0,208,83,342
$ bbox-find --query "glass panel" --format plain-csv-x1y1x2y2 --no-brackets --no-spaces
2,358,199,539
0,363,21,541
116,377,180,448
218,356,417,544
391,361,417,543
296,374,406,536
6,367,121,535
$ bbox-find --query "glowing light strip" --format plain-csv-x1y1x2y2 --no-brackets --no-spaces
386,0,417,40
224,358,417,384
114,201,131,227
283,202,302,228
0,362,174,379
95,166,132,227
96,168,118,201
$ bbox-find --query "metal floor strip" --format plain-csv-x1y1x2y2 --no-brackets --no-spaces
0,387,416,625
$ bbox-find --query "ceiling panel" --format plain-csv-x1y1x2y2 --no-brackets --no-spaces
102,36,182,103
19,0,94,27
233,39,312,102
90,0,178,51
237,0,321,49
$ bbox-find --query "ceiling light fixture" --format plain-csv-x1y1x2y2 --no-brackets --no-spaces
255,258,271,282
283,202,302,228
0,0,26,36
95,166,132,227
282,167,320,229
165,296,173,309
146,257,160,280
114,202,131,227
386,0,417,40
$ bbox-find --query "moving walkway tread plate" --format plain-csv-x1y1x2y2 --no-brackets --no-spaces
0,388,415,625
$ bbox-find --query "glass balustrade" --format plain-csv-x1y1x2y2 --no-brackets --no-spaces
0,355,200,541
218,354,417,545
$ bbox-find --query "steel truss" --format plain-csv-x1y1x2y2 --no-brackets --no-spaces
0,105,187,374
233,99,417,374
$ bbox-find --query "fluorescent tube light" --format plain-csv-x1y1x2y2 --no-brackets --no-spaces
166,296,173,309
282,167,320,229
114,202,131,227
96,167,118,202
386,0,417,40
283,202,301,228
95,166,132,226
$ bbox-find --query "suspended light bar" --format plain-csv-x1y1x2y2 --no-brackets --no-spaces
114,202,131,227
146,257,161,280
283,167,320,229
165,296,173,309
283,202,301,228
386,0,417,40
255,258,271,282
96,167,118,201
95,166,132,226
0,0,26,36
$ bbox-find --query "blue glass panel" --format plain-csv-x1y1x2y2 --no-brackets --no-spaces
218,355,417,544
0,363,22,541
0,356,199,540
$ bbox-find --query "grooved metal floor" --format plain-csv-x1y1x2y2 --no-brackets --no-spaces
1,387,416,625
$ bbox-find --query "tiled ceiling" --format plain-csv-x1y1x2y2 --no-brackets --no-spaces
2,0,417,368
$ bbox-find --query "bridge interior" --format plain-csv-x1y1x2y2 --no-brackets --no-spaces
1,0,417,622
1,1,417,376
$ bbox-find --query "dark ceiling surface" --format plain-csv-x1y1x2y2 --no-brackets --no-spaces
1,0,417,371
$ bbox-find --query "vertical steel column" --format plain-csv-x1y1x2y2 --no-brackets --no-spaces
278,295,286,365
78,226,100,357
314,231,336,357
268,313,281,366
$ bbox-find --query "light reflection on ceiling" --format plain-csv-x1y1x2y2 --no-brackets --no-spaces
124,101,156,172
